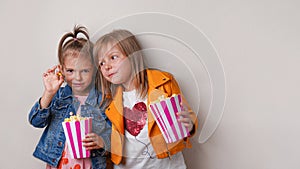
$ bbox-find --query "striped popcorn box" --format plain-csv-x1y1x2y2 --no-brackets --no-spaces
62,116,92,159
149,94,190,143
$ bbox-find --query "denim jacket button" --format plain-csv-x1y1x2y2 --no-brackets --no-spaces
52,159,56,162
58,141,63,146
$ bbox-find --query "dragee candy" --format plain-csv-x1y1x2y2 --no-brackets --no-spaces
57,72,62,76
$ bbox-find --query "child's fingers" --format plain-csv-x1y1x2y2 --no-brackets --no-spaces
57,64,62,71
177,111,193,131
58,75,64,84
47,66,56,73
83,142,97,150
82,133,104,150
43,72,48,77
44,65,59,76
51,65,57,70
85,133,96,138
177,110,192,118
180,102,188,111
82,134,96,149
83,133,95,142
43,65,63,82
55,65,63,77
177,116,191,125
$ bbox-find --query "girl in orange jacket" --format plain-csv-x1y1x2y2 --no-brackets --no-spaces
93,29,197,169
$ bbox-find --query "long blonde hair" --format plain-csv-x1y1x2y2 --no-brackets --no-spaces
93,29,148,104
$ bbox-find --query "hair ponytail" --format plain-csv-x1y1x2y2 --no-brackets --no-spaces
57,25,92,66
73,25,89,40
58,32,74,65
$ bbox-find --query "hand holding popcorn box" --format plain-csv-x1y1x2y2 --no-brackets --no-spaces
62,114,92,159
149,90,190,143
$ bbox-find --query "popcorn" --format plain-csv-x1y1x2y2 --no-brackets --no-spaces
62,114,92,159
64,114,87,122
153,94,176,103
149,94,190,143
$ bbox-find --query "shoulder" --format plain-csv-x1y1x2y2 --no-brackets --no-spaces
146,68,174,79
54,84,72,99
146,69,180,95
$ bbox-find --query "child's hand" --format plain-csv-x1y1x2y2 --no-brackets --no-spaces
82,133,105,150
177,104,194,132
42,65,64,95
40,65,64,109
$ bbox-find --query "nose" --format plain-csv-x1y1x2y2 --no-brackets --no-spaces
74,71,82,80
104,62,112,71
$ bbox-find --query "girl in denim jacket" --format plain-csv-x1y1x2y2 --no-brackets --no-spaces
28,25,111,169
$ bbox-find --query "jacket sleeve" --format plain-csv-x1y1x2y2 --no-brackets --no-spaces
28,94,56,128
99,113,112,153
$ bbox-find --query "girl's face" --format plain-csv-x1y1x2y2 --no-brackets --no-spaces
63,52,95,96
98,44,134,91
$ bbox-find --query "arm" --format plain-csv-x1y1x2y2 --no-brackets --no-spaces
97,114,112,152
28,99,52,128
165,74,198,136
40,65,64,108
28,65,64,127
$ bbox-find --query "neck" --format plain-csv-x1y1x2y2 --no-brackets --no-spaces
122,83,135,92
122,78,136,92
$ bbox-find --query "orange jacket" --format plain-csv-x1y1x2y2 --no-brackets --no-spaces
105,69,198,165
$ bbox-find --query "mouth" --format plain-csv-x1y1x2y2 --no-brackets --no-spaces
108,72,116,78
72,83,83,87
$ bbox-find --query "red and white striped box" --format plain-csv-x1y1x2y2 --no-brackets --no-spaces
149,94,190,143
62,117,92,159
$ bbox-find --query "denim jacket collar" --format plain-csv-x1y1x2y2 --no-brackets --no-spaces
59,84,101,108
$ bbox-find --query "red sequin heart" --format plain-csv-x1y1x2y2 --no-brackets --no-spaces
124,102,147,136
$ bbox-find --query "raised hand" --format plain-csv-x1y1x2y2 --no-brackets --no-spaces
42,65,64,94
40,65,64,109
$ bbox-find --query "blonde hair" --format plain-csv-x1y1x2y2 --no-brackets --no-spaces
93,29,148,103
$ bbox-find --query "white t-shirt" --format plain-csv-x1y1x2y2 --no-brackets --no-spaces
114,90,186,169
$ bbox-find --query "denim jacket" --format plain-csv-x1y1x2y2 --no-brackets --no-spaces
28,84,111,168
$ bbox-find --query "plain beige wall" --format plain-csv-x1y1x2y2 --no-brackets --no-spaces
1,0,300,169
